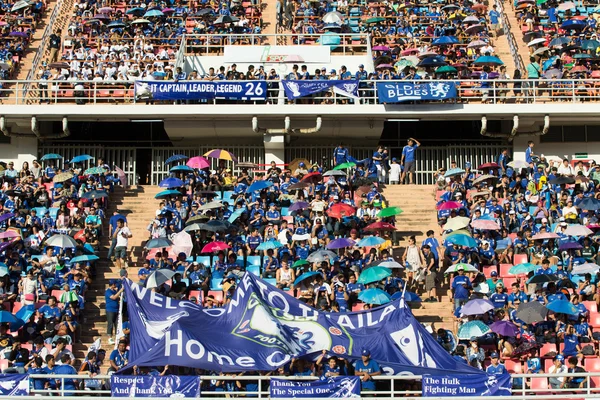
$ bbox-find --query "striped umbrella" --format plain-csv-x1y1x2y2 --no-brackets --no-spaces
204,149,238,162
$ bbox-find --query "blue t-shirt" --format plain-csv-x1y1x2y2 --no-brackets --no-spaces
563,334,579,356
489,10,500,24
105,288,119,313
38,305,62,320
110,349,129,369
525,147,533,164
486,363,507,375
354,359,380,390
490,293,508,309
53,364,78,393
402,144,418,163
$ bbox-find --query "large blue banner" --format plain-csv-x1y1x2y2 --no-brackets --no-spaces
111,375,201,397
376,82,457,103
270,377,361,398
135,80,267,101
0,374,29,396
124,274,481,375
422,374,512,397
282,80,359,100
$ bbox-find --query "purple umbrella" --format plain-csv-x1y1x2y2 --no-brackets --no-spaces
460,298,494,315
0,242,12,252
559,241,583,251
375,63,394,70
9,32,28,37
490,320,519,337
488,72,500,79
93,13,110,20
0,213,14,224
372,45,390,51
289,201,310,212
326,237,356,250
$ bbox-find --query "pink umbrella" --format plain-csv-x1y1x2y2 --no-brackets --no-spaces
401,48,419,56
202,241,230,253
436,201,463,211
419,50,439,58
471,219,500,230
372,45,390,51
187,156,210,169
532,232,560,240
172,231,193,257
98,6,113,13
114,166,127,187
0,231,19,239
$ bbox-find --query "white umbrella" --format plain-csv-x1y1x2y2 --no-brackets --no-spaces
45,234,78,248
146,268,176,289
307,250,337,263
323,11,343,24
572,263,600,275
171,231,193,257
199,201,223,211
527,37,546,47
377,261,404,269
565,224,593,237
292,233,311,241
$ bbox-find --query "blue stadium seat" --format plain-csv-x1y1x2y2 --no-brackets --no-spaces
212,270,224,280
49,207,59,219
246,256,261,267
196,256,211,266
210,278,223,291
176,265,186,273
264,278,277,287
281,207,289,216
247,265,261,277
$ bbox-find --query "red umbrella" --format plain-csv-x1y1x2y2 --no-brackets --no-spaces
327,203,356,219
364,222,396,231
436,201,463,211
74,230,86,242
201,241,230,253
478,162,499,170
301,172,322,184
571,65,588,73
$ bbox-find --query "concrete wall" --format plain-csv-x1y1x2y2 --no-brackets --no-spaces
513,136,600,163
0,137,38,167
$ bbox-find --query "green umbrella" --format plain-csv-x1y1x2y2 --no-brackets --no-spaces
395,59,415,70
457,320,491,339
366,17,385,24
536,0,548,4
292,260,310,268
60,291,78,303
508,262,538,275
84,167,106,175
435,65,458,74
444,263,478,274
358,266,392,284
333,162,356,170
377,207,403,218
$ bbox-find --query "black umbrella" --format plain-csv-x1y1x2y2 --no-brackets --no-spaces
214,15,239,24
523,30,543,43
201,220,229,232
418,56,447,68
528,274,559,284
196,8,214,15
548,176,575,185
516,301,548,324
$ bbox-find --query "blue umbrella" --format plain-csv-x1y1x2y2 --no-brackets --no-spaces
155,189,181,199
40,153,62,161
144,9,164,17
358,266,392,284
446,234,478,248
561,19,586,30
83,243,95,254
107,21,127,28
70,154,94,163
165,155,189,164
170,165,194,173
246,180,273,193
0,310,18,324
418,56,447,67
70,255,99,263
126,7,145,15
432,35,459,45
0,263,8,277
145,237,173,249
356,236,385,247
358,288,392,305
549,37,571,47
391,291,422,302
10,304,34,331
580,197,600,211
228,207,246,223
444,167,465,177
461,298,495,315
542,56,559,71
294,271,322,286
256,240,284,251
546,299,579,315
159,177,184,188
474,55,504,66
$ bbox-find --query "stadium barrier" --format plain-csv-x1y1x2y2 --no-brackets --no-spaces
1,79,598,105
21,372,600,398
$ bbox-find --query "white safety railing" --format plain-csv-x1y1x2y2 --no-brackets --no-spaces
0,79,598,105
181,33,371,55
23,372,600,398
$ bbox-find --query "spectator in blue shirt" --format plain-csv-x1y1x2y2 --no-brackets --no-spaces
451,267,471,310
105,280,123,345
354,349,381,391
109,340,129,373
486,352,507,375
400,137,421,185
525,140,536,167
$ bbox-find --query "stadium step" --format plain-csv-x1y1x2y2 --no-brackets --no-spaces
503,2,533,75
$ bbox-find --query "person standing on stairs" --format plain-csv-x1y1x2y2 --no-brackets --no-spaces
108,210,128,262
113,219,132,269
48,29,62,64
401,137,421,185
105,280,123,345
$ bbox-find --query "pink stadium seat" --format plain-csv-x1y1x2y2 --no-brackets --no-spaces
504,359,522,373
585,357,600,373
499,263,513,277
544,358,553,372
590,314,600,328
503,277,517,291
540,342,557,358
188,290,202,303
207,290,223,304
0,359,8,372
352,303,364,312
530,377,550,394
583,301,598,314
51,290,65,302
482,265,497,278
12,302,22,314
513,254,528,265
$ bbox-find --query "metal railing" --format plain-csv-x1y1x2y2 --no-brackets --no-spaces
1,78,599,105
495,0,526,73
182,33,370,55
23,371,600,398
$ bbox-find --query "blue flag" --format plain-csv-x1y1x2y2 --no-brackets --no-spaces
0,374,29,396
124,274,481,375
377,82,457,103
270,377,361,398
282,80,359,100
422,374,512,397
111,375,201,397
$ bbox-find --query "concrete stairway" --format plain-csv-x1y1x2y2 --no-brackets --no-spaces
501,1,531,72
78,186,160,365
490,2,517,77
383,184,456,333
